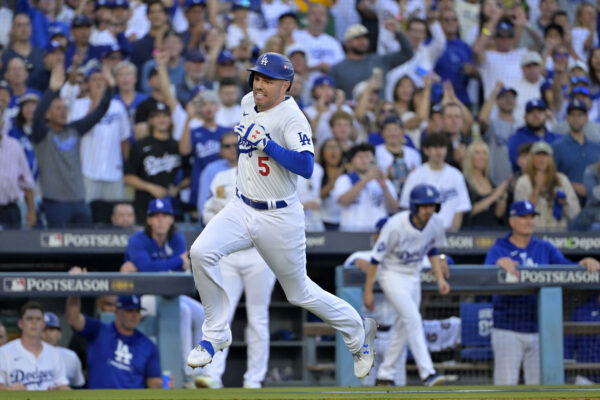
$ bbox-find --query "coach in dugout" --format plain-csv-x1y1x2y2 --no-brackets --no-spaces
485,200,600,385
66,268,162,389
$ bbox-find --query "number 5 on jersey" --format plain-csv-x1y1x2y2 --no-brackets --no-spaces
258,156,270,176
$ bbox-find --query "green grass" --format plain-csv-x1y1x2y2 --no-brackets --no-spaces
7,386,600,400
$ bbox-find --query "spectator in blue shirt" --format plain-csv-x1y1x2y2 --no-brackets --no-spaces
552,99,600,204
507,99,561,173
179,90,230,210
120,198,206,387
17,0,69,49
485,200,600,386
434,7,476,108
65,279,163,389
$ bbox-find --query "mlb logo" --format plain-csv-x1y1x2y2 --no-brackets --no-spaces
3,278,26,292
497,270,519,284
41,233,63,248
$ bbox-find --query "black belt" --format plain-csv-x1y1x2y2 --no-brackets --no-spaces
236,190,287,210
378,325,392,332
0,202,18,211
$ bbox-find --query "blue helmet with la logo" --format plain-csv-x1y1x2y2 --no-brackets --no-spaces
409,184,442,214
247,52,294,91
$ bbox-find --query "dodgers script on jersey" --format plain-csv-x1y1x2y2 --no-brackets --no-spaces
372,211,446,274
237,92,314,201
0,340,68,390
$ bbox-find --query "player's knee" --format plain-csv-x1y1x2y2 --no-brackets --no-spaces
189,240,219,267
284,291,308,307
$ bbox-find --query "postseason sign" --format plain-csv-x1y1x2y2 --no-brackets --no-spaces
0,273,196,297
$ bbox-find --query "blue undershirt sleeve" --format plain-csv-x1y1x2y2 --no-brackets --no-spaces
263,141,314,179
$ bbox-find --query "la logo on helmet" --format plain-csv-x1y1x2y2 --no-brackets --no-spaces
260,56,268,66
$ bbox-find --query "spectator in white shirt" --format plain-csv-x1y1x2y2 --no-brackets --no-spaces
400,132,472,231
513,51,545,122
333,143,398,231
71,67,131,202
292,4,344,74
473,14,529,99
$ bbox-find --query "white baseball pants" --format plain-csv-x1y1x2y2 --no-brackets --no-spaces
180,295,206,377
377,269,435,381
204,248,276,387
491,328,540,385
190,197,365,354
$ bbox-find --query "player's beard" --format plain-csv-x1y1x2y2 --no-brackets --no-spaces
525,121,545,132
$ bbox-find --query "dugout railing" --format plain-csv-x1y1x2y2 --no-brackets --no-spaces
335,265,600,387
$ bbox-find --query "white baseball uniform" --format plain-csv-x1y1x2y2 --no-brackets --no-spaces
57,346,85,388
344,250,406,386
189,91,365,358
201,166,276,388
0,339,68,390
371,210,446,381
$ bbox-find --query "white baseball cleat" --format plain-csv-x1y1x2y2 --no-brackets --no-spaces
187,338,232,368
353,317,377,379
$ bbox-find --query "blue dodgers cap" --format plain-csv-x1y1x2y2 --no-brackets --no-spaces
72,14,92,27
184,0,205,9
116,295,145,310
48,23,69,39
147,198,174,215
232,0,251,10
382,116,403,127
571,86,591,98
85,66,102,81
95,0,113,9
113,0,129,7
217,49,234,64
525,98,547,113
44,312,60,329
43,40,65,55
185,50,205,63
496,21,514,36
312,75,336,90
100,44,125,59
567,98,588,113
497,86,517,98
509,200,539,217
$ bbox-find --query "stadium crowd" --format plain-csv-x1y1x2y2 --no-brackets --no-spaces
2,0,600,391
0,0,599,233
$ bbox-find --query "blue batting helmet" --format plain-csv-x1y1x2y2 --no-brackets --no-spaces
247,52,294,91
409,184,442,214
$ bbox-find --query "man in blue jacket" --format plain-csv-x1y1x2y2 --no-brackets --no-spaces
507,99,560,173
485,200,599,385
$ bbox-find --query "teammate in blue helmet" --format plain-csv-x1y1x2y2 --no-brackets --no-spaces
247,52,294,92
410,184,442,215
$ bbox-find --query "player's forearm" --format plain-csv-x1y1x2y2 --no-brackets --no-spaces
262,141,314,179
430,256,445,283
364,263,378,293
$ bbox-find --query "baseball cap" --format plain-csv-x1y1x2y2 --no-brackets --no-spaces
48,23,69,39
509,200,539,217
569,59,589,74
278,11,299,23
113,0,129,8
312,75,335,90
116,295,145,310
147,198,174,215
344,24,369,41
567,98,588,113
72,14,92,28
495,21,514,36
18,92,39,105
521,51,542,66
100,44,125,59
43,40,65,55
185,50,205,63
217,50,234,64
525,99,547,113
430,103,443,115
148,101,171,117
497,86,517,98
382,116,403,128
184,0,205,9
529,141,553,156
232,0,251,10
44,312,60,329
95,0,113,9
85,66,102,81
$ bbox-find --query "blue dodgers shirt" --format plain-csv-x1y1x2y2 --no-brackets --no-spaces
78,316,161,389
189,124,231,206
124,231,186,272
484,234,574,333
434,39,473,107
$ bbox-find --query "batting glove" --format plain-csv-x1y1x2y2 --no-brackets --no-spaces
234,124,246,140
243,121,270,151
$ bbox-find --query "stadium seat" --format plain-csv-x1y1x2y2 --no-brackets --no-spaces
460,302,493,361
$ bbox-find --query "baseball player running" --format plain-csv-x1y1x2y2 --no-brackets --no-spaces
197,162,277,389
187,53,376,380
364,184,448,386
